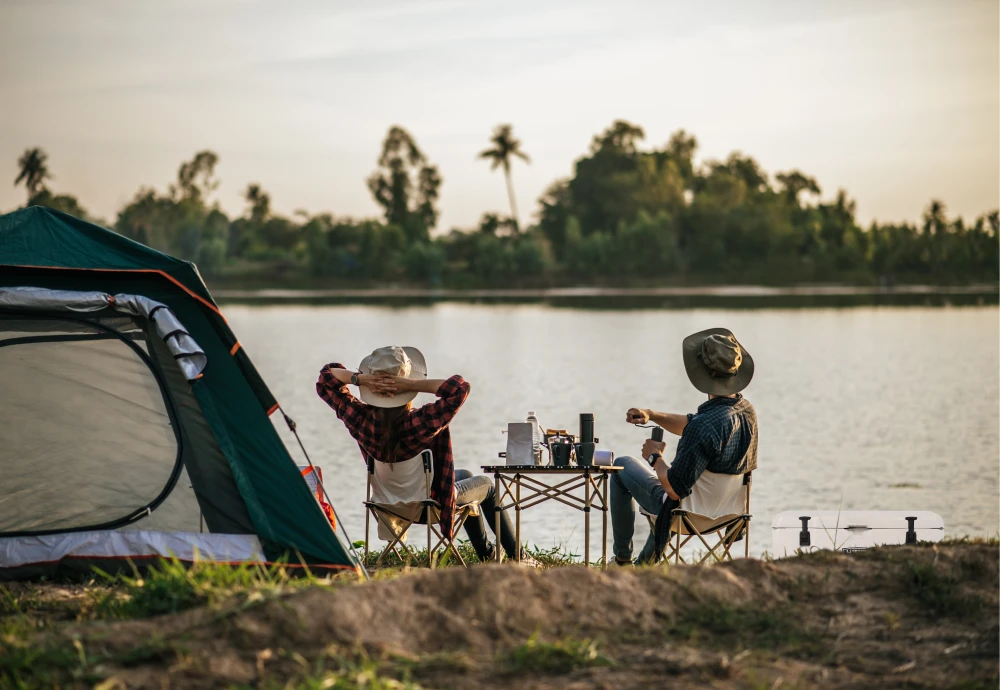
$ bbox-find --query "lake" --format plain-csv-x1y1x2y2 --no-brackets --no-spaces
225,303,1000,559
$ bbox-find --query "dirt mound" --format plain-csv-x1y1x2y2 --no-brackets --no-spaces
6,543,999,689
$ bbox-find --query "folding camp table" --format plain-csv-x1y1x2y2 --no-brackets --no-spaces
481,465,622,569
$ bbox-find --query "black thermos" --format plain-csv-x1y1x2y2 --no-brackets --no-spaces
579,413,594,443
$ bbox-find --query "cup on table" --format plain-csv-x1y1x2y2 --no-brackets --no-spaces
575,442,595,467
551,441,572,467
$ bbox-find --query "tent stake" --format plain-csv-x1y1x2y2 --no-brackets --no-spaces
281,409,370,581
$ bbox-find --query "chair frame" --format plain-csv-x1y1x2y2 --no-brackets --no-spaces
643,472,752,565
363,450,479,569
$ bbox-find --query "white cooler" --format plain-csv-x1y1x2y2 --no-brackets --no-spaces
771,510,944,558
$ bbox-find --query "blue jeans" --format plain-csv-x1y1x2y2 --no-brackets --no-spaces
455,469,519,561
610,455,667,564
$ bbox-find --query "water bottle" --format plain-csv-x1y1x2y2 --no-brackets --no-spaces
526,411,540,464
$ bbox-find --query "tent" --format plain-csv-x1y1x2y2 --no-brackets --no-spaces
0,206,359,579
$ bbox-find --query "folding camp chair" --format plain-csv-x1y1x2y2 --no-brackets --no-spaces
639,471,752,564
363,450,480,568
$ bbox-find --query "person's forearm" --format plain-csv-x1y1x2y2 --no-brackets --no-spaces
647,410,689,437
653,457,680,500
410,378,448,395
324,367,356,385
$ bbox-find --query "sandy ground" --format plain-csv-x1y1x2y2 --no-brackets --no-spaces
2,542,997,689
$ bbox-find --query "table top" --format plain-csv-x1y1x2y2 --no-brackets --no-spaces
481,464,622,473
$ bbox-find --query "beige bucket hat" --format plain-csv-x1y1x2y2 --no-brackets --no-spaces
358,345,428,408
682,328,754,396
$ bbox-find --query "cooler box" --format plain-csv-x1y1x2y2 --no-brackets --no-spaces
771,510,944,557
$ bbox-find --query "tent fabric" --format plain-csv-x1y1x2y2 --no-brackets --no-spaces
0,530,264,580
0,206,357,571
0,286,207,379
0,315,183,534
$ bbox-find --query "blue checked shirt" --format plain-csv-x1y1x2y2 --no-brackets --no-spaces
654,394,758,553
666,394,758,499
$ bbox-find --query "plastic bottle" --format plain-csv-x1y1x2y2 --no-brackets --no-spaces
526,411,540,464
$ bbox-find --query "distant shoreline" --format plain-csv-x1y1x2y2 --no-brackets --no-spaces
212,283,998,301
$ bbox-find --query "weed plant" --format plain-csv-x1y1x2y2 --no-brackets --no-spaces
92,557,329,619
502,633,612,675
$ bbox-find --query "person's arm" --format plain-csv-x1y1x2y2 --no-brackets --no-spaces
316,363,395,417
394,377,450,395
652,457,680,501
378,374,471,438
626,407,689,436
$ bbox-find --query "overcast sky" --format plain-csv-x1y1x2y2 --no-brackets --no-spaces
1,0,997,230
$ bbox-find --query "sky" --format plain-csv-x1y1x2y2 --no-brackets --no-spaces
1,0,997,231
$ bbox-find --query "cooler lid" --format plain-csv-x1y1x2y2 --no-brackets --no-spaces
771,510,944,530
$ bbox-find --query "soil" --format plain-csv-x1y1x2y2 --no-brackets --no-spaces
3,542,998,689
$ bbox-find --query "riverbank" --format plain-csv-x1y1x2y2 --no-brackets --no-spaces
210,283,999,308
2,541,996,688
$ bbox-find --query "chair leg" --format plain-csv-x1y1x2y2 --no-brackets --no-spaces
371,511,418,567
428,522,435,569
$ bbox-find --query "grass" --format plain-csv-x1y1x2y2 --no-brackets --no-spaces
501,633,612,675
91,557,332,620
668,595,821,656
906,560,986,618
357,539,582,571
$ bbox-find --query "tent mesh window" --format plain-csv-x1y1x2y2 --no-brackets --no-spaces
0,313,194,535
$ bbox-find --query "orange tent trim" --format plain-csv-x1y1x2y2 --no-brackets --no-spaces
2,264,227,322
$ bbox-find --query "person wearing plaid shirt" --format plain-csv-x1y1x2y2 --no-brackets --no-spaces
611,328,758,565
316,346,526,563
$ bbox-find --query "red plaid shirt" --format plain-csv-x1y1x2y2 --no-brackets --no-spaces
316,364,470,538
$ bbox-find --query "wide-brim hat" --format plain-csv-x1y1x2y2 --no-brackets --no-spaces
358,345,428,408
682,328,754,396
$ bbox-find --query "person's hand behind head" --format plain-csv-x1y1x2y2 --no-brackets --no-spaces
360,372,398,397
626,408,650,425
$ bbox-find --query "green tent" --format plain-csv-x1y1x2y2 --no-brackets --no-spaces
0,206,358,577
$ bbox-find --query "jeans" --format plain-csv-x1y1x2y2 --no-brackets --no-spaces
610,455,667,564
455,469,519,561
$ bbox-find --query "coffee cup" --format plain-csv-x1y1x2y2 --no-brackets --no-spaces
575,442,595,467
551,441,572,467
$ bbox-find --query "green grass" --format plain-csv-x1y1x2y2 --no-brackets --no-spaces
92,557,332,620
242,650,431,690
357,539,582,571
668,596,821,655
906,561,986,618
501,633,612,675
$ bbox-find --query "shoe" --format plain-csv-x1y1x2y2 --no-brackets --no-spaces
613,556,633,567
481,543,499,563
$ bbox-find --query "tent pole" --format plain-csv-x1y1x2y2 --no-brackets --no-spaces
281,409,370,581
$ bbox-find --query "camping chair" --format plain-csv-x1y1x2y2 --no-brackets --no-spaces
363,450,480,568
639,471,752,564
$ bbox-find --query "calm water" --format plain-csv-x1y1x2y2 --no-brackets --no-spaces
226,304,1000,558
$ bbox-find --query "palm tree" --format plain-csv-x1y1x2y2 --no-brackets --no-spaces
244,183,270,225
14,148,51,202
479,124,530,230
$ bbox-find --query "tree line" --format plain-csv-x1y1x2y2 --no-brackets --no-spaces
10,121,998,287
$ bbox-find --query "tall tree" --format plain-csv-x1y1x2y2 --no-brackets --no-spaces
775,170,821,204
367,126,441,243
245,183,271,224
172,150,219,202
14,147,51,201
479,124,530,230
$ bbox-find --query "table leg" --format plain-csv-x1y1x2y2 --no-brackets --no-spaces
494,472,502,563
584,469,591,566
601,474,608,570
515,473,521,563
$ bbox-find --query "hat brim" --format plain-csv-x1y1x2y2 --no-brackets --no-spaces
358,346,428,408
682,328,754,396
